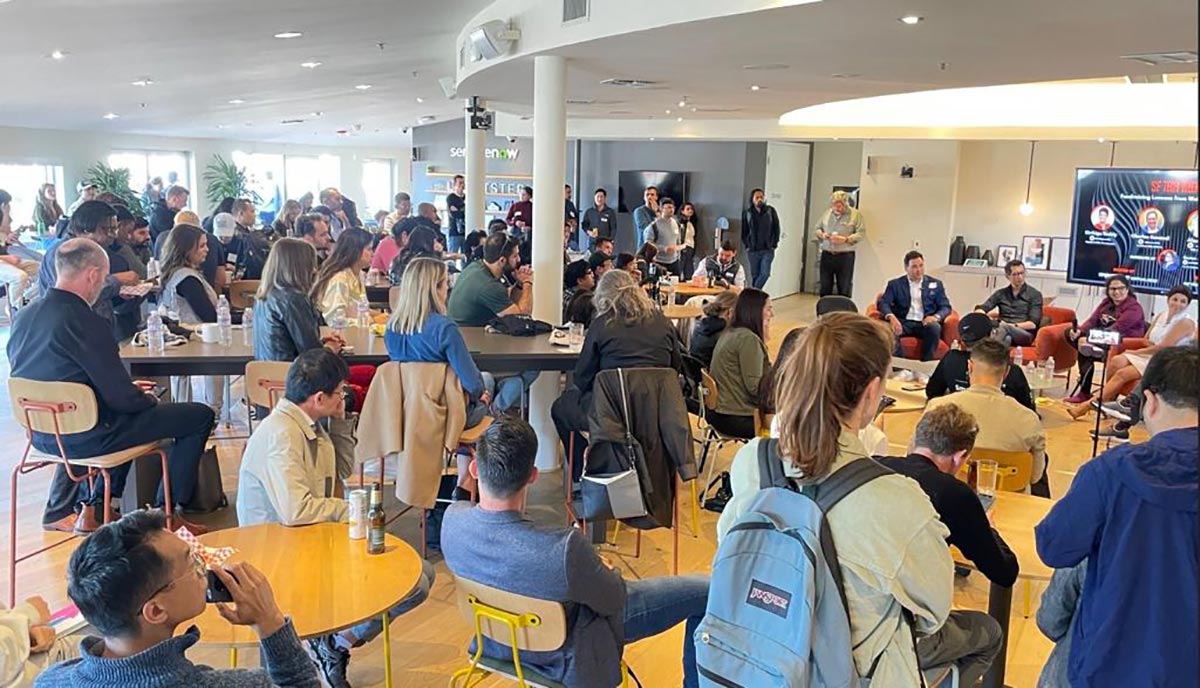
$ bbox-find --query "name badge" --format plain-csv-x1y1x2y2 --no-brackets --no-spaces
929,281,939,289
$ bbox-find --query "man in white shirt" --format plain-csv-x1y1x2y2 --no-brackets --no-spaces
925,338,1047,485
876,251,952,361
691,241,746,289
236,349,434,688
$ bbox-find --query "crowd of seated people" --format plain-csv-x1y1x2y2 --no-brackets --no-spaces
7,175,1197,688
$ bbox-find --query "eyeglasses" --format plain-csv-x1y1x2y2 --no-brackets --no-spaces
137,549,207,615
1009,270,1026,277
1108,285,1128,293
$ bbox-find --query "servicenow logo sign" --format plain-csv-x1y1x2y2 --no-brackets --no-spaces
449,146,520,161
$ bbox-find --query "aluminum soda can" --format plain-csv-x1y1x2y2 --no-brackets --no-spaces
348,489,368,540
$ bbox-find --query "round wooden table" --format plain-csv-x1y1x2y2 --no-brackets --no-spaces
673,283,729,298
193,522,422,688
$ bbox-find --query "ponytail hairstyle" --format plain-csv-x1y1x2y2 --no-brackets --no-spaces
774,312,892,479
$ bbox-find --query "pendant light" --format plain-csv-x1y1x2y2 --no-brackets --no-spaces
1109,140,1118,167
1018,141,1037,216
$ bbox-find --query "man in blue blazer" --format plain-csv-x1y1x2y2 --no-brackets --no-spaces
876,250,953,361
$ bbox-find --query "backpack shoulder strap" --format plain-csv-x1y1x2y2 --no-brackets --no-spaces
756,438,794,491
813,458,893,514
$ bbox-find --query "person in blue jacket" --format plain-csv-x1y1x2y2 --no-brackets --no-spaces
876,250,952,361
1035,346,1198,688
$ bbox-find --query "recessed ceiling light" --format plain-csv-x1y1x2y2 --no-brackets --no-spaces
216,124,228,129
309,111,323,117
899,15,923,25
49,49,67,60
750,85,761,91
691,107,698,113
102,112,119,120
228,98,245,105
274,31,303,39
1098,137,1107,143
649,137,656,141
417,115,437,124
355,84,372,90
665,109,672,114
131,78,154,87
742,63,790,71
300,61,322,69
676,116,683,123
677,99,687,108
415,96,424,103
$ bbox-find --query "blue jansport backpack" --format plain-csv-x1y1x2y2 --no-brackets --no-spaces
695,438,894,687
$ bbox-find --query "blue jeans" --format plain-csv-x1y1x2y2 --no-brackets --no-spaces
493,371,540,412
345,559,436,645
747,250,775,290
447,233,464,254
624,574,710,688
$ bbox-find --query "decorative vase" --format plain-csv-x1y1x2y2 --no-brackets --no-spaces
965,245,981,261
982,249,995,266
949,236,967,265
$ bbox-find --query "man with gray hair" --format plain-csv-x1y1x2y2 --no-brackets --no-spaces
318,188,361,239
382,192,412,234
149,185,190,241
8,238,214,535
814,189,865,298
879,403,1009,685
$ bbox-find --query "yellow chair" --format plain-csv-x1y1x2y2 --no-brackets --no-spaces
244,360,291,433
962,449,1035,493
227,280,260,311
7,379,173,606
449,577,631,688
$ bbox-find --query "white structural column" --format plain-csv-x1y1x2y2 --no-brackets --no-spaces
530,55,568,470
464,99,487,234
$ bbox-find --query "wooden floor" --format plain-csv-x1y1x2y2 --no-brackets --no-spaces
0,294,1138,687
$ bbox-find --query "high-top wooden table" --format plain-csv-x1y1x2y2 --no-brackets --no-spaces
120,326,579,377
193,522,422,688
952,491,1054,688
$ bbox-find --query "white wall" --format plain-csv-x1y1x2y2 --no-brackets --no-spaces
854,140,962,304
805,141,863,292
0,126,412,216
953,140,1195,254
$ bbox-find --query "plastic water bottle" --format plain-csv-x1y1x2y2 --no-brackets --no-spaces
356,295,370,328
1013,345,1024,369
146,310,165,355
1044,356,1056,384
331,306,348,338
146,258,160,280
242,305,254,346
216,295,232,347
951,339,960,351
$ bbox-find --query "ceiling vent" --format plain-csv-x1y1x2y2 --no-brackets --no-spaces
563,0,589,23
600,78,662,88
1121,50,1198,66
692,107,744,113
566,98,596,105
742,63,790,71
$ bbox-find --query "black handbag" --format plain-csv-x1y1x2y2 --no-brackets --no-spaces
183,444,228,514
578,368,650,522
702,471,733,513
485,314,553,337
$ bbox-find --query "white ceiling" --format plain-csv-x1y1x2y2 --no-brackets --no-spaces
463,0,1199,123
0,0,492,146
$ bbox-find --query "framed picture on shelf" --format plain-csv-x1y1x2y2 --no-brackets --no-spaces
1049,237,1070,272
1021,235,1051,270
996,244,1018,265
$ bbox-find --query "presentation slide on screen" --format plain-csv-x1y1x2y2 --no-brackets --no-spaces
1068,168,1198,296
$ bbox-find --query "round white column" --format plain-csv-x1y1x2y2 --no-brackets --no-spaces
530,55,568,470
464,100,487,234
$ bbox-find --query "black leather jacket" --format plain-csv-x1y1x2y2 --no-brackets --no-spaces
253,288,324,361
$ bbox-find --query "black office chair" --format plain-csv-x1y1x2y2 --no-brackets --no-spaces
816,295,858,317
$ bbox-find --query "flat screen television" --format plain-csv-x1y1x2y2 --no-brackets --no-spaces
617,171,689,213
1067,167,1198,296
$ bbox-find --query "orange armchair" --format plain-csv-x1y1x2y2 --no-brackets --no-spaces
1020,306,1078,372
867,293,959,360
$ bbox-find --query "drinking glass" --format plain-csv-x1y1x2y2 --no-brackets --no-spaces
976,460,999,497
568,322,585,350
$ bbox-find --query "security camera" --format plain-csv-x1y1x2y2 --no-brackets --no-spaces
401,127,410,134
506,136,518,144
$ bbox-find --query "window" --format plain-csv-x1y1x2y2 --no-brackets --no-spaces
231,152,284,213
283,155,341,203
107,151,191,194
0,163,65,233
361,160,394,217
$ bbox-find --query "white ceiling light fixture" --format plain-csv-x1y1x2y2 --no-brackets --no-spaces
415,96,425,103
417,115,437,124
300,61,323,69
899,15,923,25
273,31,303,39
1019,141,1037,216
131,77,154,87
227,98,245,105
677,98,687,108
49,49,67,60
102,112,119,120
750,85,761,91
665,109,671,114
676,116,683,122
355,84,373,90
309,111,324,117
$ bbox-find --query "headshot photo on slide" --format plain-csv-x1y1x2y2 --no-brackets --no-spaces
1139,207,1164,234
1158,248,1181,273
1091,205,1115,230
1188,210,1198,238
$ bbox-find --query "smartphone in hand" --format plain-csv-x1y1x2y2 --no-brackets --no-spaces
206,570,233,604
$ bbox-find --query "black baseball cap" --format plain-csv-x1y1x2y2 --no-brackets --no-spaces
958,312,995,344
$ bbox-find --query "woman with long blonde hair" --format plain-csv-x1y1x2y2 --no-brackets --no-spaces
551,268,681,473
385,256,491,427
717,312,978,686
